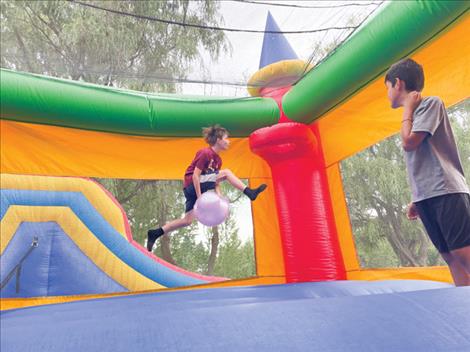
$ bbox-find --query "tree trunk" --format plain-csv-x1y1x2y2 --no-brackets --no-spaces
376,206,420,266
160,235,176,265
414,228,431,265
206,226,220,275
157,199,176,265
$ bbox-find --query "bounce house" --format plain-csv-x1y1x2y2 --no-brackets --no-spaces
1,1,469,351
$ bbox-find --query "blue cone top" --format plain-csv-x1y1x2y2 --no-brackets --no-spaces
259,11,298,69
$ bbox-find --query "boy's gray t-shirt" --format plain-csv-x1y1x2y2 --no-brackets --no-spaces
405,96,469,202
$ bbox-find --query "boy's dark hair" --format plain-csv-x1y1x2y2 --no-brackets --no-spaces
202,124,228,146
385,58,424,92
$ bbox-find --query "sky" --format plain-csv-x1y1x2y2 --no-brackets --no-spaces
182,0,384,96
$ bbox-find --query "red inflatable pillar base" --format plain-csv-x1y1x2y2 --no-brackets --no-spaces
250,122,346,282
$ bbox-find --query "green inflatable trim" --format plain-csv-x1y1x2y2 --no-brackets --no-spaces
0,69,280,137
282,0,469,123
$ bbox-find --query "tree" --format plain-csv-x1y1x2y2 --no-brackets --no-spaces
213,230,256,279
341,99,469,267
162,180,255,278
1,0,258,278
448,100,470,178
1,0,228,91
97,179,191,265
96,177,256,278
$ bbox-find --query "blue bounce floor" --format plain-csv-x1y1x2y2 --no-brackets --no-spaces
1,280,470,352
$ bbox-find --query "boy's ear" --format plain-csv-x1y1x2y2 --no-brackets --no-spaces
395,78,405,91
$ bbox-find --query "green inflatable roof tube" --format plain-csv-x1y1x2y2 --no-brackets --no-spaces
0,69,280,137
282,1,469,123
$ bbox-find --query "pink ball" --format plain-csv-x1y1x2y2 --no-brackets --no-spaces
194,191,230,226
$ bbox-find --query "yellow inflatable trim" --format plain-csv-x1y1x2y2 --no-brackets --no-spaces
347,267,452,283
248,59,313,97
1,173,128,239
1,206,164,291
0,275,287,311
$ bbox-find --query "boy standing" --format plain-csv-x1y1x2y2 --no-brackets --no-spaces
385,58,470,286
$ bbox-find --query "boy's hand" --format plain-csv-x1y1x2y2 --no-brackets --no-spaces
403,91,422,115
406,202,419,220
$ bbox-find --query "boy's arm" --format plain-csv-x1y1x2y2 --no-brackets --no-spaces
215,183,222,197
193,167,202,198
401,91,427,152
401,121,427,152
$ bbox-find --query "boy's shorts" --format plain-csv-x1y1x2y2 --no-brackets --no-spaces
415,193,470,253
183,182,216,213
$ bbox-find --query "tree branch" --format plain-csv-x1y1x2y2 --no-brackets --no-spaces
206,226,219,275
119,181,149,204
11,26,34,71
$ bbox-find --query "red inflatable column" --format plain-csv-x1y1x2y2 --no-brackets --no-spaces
250,122,346,282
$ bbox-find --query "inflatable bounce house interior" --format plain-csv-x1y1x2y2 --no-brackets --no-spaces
1,1,469,351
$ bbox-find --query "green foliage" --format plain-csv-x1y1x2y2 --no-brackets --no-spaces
1,0,228,92
341,99,469,268
96,178,256,279
159,229,208,274
1,0,255,279
213,231,256,279
449,100,470,178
